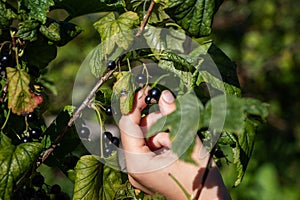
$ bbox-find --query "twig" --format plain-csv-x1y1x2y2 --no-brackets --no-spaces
193,145,217,200
37,69,115,167
136,0,156,37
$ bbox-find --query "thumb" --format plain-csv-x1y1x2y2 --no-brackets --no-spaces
158,90,176,116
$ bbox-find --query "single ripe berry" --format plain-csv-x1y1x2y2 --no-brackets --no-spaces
105,106,113,116
50,184,61,194
107,60,116,70
79,127,90,139
32,174,45,187
103,131,113,141
0,55,8,66
214,149,225,158
29,127,42,139
103,145,113,157
148,87,161,101
27,112,38,122
22,136,32,143
145,95,152,105
135,74,146,85
111,137,120,147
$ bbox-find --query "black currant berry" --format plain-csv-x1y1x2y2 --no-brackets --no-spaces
107,60,116,70
214,149,225,159
103,146,113,157
0,55,8,66
148,87,161,101
105,106,113,116
22,136,32,143
35,188,49,199
29,127,42,139
79,127,90,139
135,74,146,85
50,184,61,194
103,131,113,141
111,137,120,147
27,112,38,122
32,174,45,187
145,95,152,105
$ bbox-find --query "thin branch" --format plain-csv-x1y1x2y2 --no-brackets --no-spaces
36,68,115,167
136,0,156,37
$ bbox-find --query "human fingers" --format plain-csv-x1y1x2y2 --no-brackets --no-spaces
119,89,149,153
158,90,176,116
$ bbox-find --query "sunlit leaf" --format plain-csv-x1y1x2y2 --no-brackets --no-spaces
20,0,54,23
6,67,41,115
143,25,187,55
16,20,39,42
93,11,139,54
162,0,223,37
112,72,136,115
0,134,43,200
39,19,82,46
73,155,124,200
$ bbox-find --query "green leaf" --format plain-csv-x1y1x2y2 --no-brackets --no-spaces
88,44,123,78
163,0,223,37
73,155,124,200
232,119,256,187
16,20,39,42
202,95,268,133
0,134,43,200
53,0,125,20
143,25,187,55
93,11,140,54
6,67,40,115
20,0,54,23
147,93,203,161
207,44,241,91
158,59,194,90
22,37,57,69
39,19,82,46
201,95,268,186
0,2,17,29
112,72,137,115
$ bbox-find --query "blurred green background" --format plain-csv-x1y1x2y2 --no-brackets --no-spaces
43,0,300,199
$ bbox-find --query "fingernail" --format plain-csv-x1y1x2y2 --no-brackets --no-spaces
162,91,175,103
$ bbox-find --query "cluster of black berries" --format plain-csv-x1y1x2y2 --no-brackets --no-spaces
16,174,69,200
102,131,120,157
22,112,43,143
145,87,161,104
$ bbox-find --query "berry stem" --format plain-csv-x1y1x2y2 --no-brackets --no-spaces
1,108,10,130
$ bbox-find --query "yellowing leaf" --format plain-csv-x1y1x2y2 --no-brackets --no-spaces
93,11,139,54
6,67,40,115
112,72,136,115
